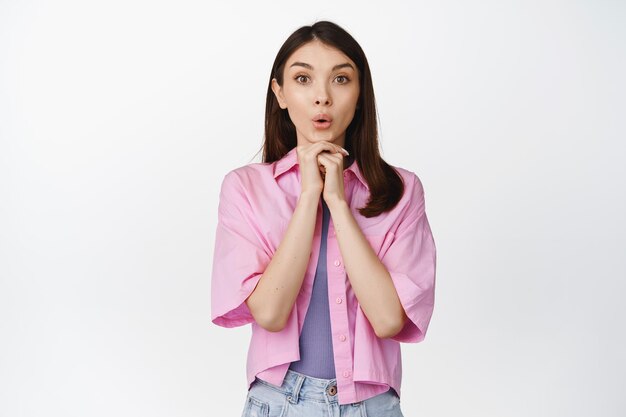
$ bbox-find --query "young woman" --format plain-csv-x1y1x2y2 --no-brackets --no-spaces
211,20,437,417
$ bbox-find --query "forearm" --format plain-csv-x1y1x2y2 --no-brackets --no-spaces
327,199,407,338
245,191,319,331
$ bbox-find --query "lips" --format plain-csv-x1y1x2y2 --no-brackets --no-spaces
313,113,333,123
312,113,333,130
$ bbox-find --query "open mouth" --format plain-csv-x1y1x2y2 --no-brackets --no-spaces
312,119,332,129
313,114,332,129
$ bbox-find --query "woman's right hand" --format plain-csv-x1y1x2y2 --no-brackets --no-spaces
296,142,349,196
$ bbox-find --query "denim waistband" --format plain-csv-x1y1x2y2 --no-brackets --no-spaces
254,369,360,405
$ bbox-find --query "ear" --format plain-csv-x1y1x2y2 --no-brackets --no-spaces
271,78,287,109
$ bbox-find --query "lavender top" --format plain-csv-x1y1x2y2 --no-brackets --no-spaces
289,198,336,378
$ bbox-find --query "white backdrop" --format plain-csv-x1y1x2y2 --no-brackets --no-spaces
1,1,624,416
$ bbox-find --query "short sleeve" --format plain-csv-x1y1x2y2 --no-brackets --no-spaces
382,173,437,343
210,171,271,328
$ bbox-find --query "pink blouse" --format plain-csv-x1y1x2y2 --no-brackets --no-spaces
211,146,437,405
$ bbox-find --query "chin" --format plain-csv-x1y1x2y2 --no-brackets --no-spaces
300,132,338,145
313,133,337,142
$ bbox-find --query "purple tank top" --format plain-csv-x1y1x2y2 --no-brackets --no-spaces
288,197,337,378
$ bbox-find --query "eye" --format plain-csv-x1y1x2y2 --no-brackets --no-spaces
335,75,350,84
295,74,310,84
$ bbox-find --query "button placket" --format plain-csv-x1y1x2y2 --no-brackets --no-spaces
327,238,355,401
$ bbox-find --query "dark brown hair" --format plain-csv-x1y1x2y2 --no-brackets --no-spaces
260,20,404,218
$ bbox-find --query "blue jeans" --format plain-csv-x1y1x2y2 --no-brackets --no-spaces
241,369,404,417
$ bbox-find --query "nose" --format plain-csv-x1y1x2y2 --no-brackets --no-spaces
315,85,331,106
315,96,331,105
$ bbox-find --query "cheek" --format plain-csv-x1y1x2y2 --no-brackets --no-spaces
337,94,360,116
289,107,308,124
283,101,304,121
350,89,360,106
285,92,309,115
338,87,359,104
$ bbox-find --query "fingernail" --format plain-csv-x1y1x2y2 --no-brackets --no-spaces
341,147,349,155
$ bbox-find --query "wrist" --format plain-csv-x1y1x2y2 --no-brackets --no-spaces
325,196,348,212
298,190,321,207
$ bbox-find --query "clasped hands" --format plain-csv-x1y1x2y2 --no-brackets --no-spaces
297,142,350,206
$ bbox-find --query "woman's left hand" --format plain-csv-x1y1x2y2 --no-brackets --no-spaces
317,149,348,206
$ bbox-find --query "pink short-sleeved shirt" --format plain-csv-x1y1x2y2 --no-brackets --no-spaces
210,146,437,405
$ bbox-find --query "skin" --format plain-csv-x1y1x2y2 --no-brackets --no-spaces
246,40,407,338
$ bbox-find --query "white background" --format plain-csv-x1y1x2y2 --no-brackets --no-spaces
1,1,625,416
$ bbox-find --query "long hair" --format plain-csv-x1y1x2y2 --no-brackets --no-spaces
261,20,404,217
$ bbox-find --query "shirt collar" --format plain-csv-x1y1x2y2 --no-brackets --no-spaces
273,146,369,191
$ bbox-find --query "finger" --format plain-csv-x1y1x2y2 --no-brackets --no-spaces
325,152,344,163
331,144,349,156
314,141,346,157
317,152,342,166
300,143,335,163
317,157,327,172
318,141,347,155
317,154,342,175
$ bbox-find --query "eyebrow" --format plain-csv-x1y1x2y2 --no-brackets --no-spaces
289,61,355,71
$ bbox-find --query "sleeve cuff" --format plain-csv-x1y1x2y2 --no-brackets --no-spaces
211,272,263,328
388,270,434,343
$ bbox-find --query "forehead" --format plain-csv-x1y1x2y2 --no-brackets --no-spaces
286,40,355,70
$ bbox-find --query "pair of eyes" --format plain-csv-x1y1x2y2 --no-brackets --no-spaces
294,74,351,85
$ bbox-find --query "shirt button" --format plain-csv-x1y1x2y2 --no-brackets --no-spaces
339,334,346,341
334,259,341,267
336,297,342,304
343,370,351,378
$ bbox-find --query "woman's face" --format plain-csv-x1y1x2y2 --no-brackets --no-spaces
271,40,360,149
